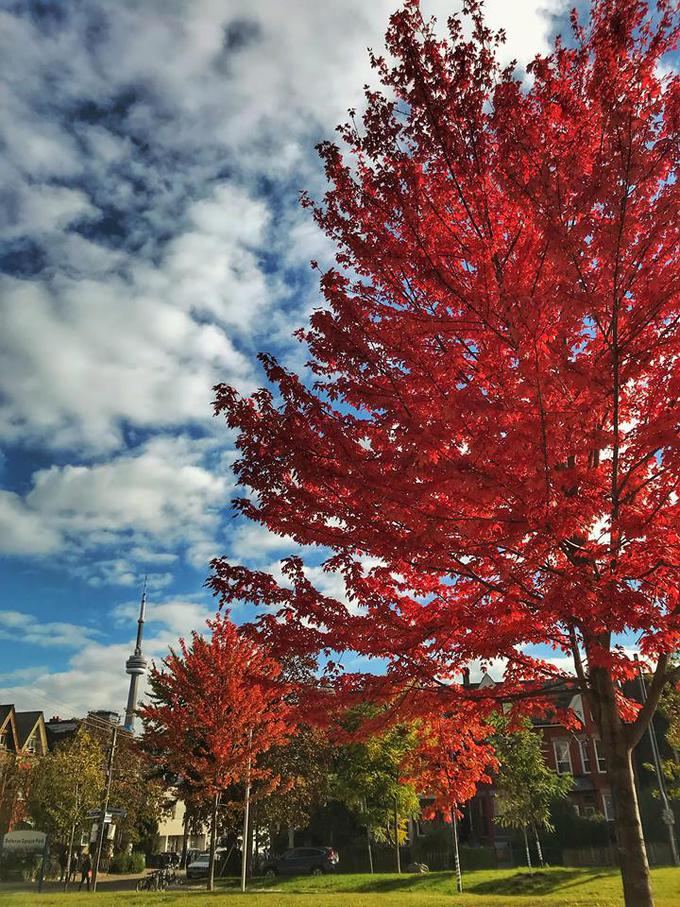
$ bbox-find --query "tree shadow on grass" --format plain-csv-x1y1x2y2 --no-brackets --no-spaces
251,874,448,894
349,875,451,893
468,869,615,897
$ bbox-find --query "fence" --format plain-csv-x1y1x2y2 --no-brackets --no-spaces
562,842,672,867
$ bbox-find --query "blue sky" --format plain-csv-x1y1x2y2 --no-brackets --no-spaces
0,0,602,717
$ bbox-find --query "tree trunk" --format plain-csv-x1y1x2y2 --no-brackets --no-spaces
533,824,544,867
241,730,252,895
523,826,532,871
254,806,260,877
451,808,462,893
394,800,401,874
180,808,190,870
591,665,653,907
366,825,374,874
246,799,255,878
207,791,219,893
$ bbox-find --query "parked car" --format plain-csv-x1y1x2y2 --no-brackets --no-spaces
186,849,231,880
261,847,339,877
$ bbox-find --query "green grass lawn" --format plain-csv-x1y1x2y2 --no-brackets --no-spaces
0,867,678,907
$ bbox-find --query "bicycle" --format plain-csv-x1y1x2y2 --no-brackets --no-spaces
136,869,169,892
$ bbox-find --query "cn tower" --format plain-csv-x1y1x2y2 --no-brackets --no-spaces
124,579,149,732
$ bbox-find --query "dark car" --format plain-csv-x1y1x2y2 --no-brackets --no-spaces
261,847,339,877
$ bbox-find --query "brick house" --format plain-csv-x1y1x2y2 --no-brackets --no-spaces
454,671,669,843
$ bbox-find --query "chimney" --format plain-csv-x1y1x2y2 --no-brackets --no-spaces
462,667,470,687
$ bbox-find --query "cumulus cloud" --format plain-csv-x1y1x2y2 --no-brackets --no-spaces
0,610,100,648
0,490,62,555
0,435,231,576
228,523,299,563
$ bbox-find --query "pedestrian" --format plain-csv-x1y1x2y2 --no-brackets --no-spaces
79,852,92,892
59,848,68,882
70,852,80,883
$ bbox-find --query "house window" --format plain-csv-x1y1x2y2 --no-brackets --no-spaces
601,791,615,821
553,739,572,774
26,734,38,754
593,739,607,773
578,738,591,773
413,819,428,837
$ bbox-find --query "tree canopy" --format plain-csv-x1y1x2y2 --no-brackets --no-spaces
139,611,293,890
491,715,573,865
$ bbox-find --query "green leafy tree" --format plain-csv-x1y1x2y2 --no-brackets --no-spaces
332,719,420,872
110,738,169,853
26,729,104,846
650,676,680,801
492,716,573,868
258,725,331,832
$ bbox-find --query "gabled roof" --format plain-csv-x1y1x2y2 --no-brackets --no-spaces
0,704,19,751
14,711,46,752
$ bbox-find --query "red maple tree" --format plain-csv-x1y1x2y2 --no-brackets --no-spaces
404,710,497,889
210,2,679,904
406,713,497,823
139,612,292,891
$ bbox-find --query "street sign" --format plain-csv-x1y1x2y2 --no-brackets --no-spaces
89,823,117,843
1,831,47,853
86,807,127,821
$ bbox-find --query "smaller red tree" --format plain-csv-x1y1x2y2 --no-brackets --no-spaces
139,612,292,891
404,709,497,889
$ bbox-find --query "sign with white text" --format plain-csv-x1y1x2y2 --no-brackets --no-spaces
2,831,47,853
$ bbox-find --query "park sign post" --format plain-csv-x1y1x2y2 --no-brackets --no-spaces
1,830,47,852
0,830,50,892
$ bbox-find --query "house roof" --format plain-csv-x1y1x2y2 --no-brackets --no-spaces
0,704,19,750
14,711,44,749
45,718,80,750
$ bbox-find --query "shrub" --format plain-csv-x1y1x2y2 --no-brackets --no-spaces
108,851,146,873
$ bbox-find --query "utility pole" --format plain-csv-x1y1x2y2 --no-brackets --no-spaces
92,723,118,892
635,657,680,866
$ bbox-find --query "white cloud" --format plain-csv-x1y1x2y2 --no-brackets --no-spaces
0,435,231,573
0,642,135,718
0,490,62,555
0,184,96,240
158,184,271,325
228,523,299,562
113,597,215,649
0,610,100,648
0,251,256,452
